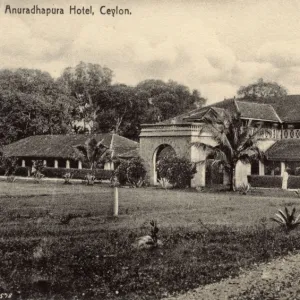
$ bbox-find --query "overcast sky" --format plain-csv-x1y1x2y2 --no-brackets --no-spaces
1,0,300,103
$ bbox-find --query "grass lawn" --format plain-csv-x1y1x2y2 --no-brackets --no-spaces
1,181,300,299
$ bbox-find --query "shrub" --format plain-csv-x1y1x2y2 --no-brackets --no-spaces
247,175,282,188
15,167,29,176
156,156,196,188
62,172,73,184
32,160,45,183
287,176,300,189
126,158,147,187
114,158,147,187
42,167,113,181
295,167,300,176
1,156,18,176
237,183,250,195
114,162,128,185
0,166,29,177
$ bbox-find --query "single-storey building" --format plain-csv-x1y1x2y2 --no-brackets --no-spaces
140,95,300,188
3,133,139,171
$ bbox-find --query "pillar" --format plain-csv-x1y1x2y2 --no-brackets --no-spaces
259,161,265,176
22,160,26,167
190,142,206,187
54,159,58,168
78,160,82,169
191,163,206,187
43,160,47,167
281,162,285,176
66,160,70,169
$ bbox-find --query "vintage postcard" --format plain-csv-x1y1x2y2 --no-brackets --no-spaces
1,0,300,299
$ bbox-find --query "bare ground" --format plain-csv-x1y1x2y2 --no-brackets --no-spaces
165,251,300,300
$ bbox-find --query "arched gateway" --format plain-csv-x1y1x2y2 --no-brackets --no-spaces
153,144,176,184
139,122,208,187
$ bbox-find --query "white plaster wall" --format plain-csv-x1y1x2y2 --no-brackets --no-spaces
190,134,216,187
104,162,114,170
235,161,251,188
257,140,276,152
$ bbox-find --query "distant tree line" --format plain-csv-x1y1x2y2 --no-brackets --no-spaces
0,62,206,145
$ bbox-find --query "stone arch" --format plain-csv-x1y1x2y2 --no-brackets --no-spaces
152,144,176,185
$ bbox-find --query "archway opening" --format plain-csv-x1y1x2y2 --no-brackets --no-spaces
153,144,176,185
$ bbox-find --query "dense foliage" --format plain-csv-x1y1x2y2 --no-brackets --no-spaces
0,69,78,146
114,158,147,187
156,156,196,188
237,78,288,99
0,64,207,144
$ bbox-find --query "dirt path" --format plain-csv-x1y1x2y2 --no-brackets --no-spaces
165,251,300,300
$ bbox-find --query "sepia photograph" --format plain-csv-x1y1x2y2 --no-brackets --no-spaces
1,0,300,299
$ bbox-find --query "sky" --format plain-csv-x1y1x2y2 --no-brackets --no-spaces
1,0,300,104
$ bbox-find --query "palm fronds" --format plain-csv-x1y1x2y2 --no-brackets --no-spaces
74,138,109,169
271,207,300,232
191,109,264,191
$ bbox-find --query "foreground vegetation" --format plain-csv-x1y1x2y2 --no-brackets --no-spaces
1,182,300,299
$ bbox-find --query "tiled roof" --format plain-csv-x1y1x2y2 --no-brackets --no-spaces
184,99,281,123
235,101,281,122
239,95,300,123
3,134,139,159
266,139,300,161
184,107,226,122
117,148,139,158
151,95,300,126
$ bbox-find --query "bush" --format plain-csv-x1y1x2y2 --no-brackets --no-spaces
1,156,18,176
114,158,147,187
247,175,282,188
15,167,29,176
288,176,300,189
0,166,29,176
42,167,113,180
114,162,128,185
156,156,197,188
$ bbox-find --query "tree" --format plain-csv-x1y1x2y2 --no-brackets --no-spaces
57,62,113,132
0,68,64,96
74,138,109,170
237,78,288,99
192,110,264,191
0,69,78,145
135,79,206,123
93,84,136,135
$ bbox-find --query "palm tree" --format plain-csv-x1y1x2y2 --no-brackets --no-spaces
74,138,109,170
192,110,264,191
